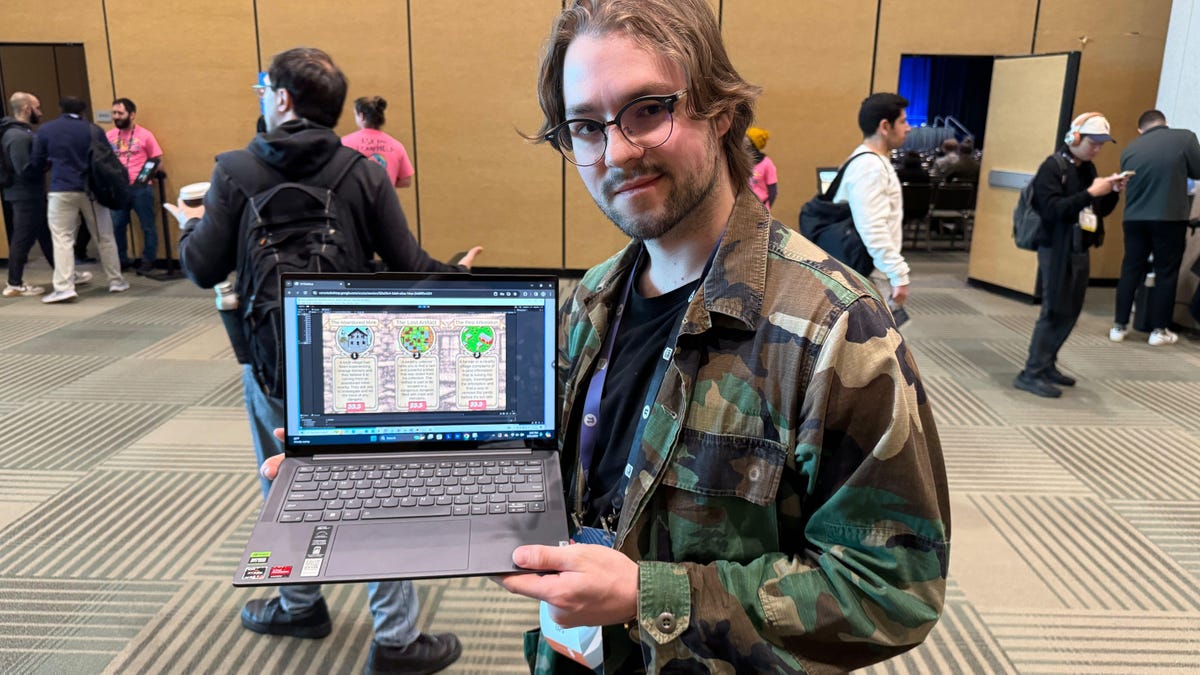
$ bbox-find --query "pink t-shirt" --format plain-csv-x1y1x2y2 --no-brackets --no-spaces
341,129,415,186
106,125,163,184
749,156,778,204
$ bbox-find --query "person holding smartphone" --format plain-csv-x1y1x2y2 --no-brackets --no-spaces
1110,109,1200,346
107,98,163,273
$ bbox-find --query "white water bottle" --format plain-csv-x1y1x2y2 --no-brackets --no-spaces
215,280,250,362
215,280,238,310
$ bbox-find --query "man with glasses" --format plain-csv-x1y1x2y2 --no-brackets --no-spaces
492,1,950,672
173,47,480,675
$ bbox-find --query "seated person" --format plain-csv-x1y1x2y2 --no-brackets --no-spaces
897,150,931,184
944,137,980,184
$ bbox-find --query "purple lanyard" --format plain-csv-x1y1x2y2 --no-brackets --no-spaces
574,236,722,524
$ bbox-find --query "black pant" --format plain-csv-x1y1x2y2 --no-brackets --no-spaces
7,196,54,287
1114,219,1187,330
1024,246,1089,377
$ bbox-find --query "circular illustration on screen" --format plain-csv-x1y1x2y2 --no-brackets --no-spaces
399,325,435,359
335,326,374,356
460,326,495,359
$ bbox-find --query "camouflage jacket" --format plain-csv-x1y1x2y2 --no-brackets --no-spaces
533,191,951,674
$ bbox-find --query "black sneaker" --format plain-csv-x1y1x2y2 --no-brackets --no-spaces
1045,368,1076,387
365,633,462,675
1013,372,1062,398
240,597,332,639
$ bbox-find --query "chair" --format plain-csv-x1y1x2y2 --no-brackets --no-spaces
901,182,932,250
926,182,975,250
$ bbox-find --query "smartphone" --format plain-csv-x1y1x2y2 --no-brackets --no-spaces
1118,170,1136,179
134,157,161,185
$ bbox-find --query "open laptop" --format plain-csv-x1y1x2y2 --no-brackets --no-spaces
233,272,569,586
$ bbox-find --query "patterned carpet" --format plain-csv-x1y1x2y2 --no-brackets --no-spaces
0,252,1197,674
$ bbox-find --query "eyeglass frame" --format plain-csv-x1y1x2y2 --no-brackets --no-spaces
545,89,687,166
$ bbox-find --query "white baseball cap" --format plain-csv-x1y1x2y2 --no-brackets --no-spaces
1076,114,1115,143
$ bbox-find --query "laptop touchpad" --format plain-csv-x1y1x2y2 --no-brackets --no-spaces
327,521,470,577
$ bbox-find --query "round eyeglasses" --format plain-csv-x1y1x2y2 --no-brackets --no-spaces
545,90,686,166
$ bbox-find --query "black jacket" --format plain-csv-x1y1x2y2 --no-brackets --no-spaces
1031,148,1119,252
0,117,42,201
179,119,461,289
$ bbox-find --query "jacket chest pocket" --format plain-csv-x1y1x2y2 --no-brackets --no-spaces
660,428,786,504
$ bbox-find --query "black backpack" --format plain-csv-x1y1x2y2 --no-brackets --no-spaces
87,125,132,209
1012,154,1068,251
798,151,878,277
0,121,23,189
221,147,370,397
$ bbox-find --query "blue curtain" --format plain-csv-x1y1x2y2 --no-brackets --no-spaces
898,56,932,127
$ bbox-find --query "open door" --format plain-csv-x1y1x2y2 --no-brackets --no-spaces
967,52,1080,297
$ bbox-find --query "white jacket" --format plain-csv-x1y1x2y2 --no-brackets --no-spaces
832,144,910,287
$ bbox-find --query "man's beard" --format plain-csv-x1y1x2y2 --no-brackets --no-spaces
594,136,721,242
28,112,41,125
113,117,131,130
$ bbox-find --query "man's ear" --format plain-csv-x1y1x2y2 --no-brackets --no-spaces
713,109,733,139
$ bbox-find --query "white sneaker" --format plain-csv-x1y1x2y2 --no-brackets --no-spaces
74,271,93,285
3,284,45,297
41,289,79,304
1148,328,1179,346
1109,324,1128,342
108,279,130,293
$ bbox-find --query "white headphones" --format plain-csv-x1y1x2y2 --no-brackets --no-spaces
1064,112,1103,147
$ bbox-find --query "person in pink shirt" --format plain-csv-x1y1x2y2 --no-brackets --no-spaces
107,98,164,271
746,126,778,208
341,97,415,188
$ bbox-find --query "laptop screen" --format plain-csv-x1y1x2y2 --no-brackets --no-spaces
281,273,558,449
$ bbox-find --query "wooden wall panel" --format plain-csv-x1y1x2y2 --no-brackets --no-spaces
723,0,878,229
104,0,257,261
256,1,417,231
410,1,562,268
0,46,61,114
873,0,1039,92
0,0,112,111
1035,0,1173,279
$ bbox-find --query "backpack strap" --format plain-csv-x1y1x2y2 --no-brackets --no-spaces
824,151,881,199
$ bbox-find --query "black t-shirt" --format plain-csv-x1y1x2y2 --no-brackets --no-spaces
585,275,699,526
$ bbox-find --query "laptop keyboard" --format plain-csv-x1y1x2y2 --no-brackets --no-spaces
278,459,546,523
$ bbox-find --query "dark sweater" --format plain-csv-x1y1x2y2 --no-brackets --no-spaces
0,117,42,201
30,114,94,192
1120,125,1200,222
1032,148,1120,252
180,119,463,289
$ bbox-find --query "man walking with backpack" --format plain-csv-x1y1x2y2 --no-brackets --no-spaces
174,47,480,675
30,96,129,303
1014,112,1125,398
1,92,55,297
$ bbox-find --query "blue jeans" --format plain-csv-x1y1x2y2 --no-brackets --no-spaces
111,183,158,265
241,365,419,647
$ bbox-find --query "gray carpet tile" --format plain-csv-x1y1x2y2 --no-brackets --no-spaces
100,407,255,474
132,322,236,361
0,317,67,349
861,584,1018,675
193,375,247,409
194,512,258,580
0,470,258,581
939,427,1091,495
902,313,1026,341
1112,501,1200,579
982,610,1200,673
87,296,222,327
912,341,990,380
0,578,181,675
904,291,982,316
0,470,85,504
969,372,1177,428
0,402,184,471
1100,379,1200,432
47,358,240,405
925,375,1005,426
4,323,183,358
1021,426,1200,501
970,494,1200,612
0,353,112,401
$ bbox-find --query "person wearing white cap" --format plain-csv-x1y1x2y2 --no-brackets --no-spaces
1014,112,1128,398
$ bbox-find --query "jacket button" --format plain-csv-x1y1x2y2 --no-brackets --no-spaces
656,612,675,633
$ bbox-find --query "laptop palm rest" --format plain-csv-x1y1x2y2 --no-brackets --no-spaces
326,521,470,577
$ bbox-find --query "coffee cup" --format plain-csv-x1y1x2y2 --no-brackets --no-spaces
180,182,210,207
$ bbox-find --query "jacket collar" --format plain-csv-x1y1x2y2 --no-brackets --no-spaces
585,189,770,333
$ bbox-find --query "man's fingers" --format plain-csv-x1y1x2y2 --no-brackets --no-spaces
513,544,573,571
494,570,558,601
273,427,285,442
260,453,285,480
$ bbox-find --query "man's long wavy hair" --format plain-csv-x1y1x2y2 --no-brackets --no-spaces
530,0,762,188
